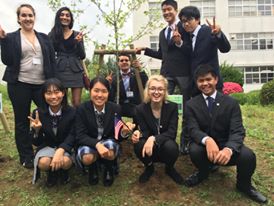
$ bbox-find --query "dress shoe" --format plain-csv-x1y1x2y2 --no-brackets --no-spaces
180,144,189,155
59,169,70,185
22,158,34,169
237,185,268,204
46,170,58,187
88,163,99,185
165,166,184,185
139,164,154,183
185,171,208,187
103,167,114,187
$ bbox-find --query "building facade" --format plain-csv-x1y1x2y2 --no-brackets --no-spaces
133,0,274,92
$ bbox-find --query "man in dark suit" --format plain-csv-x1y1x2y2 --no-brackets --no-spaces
108,54,148,119
184,64,267,204
136,0,192,154
178,6,231,96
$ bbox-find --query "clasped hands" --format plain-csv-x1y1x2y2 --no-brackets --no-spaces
205,137,232,165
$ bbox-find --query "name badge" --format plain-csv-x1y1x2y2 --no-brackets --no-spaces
126,91,134,98
33,57,41,65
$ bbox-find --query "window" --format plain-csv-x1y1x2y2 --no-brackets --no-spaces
228,0,274,16
148,1,161,19
190,0,216,18
150,36,159,50
243,66,274,84
230,32,274,51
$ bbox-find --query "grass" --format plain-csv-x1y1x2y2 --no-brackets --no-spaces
0,84,273,206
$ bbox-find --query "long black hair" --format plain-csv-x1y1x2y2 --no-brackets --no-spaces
41,78,68,109
49,7,74,48
89,76,110,92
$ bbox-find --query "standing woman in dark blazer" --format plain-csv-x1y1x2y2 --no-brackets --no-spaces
49,7,86,107
132,75,183,184
75,77,132,187
29,78,75,187
0,4,55,168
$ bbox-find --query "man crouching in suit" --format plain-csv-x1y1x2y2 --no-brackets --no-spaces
184,64,267,204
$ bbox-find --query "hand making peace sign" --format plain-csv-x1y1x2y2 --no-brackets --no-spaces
28,110,42,132
206,17,221,35
172,25,182,45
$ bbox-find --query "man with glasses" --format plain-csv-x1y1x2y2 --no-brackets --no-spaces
136,0,192,155
178,6,231,97
108,54,148,119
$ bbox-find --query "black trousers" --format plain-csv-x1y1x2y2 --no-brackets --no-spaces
134,139,179,168
8,81,44,163
189,142,256,190
166,76,191,149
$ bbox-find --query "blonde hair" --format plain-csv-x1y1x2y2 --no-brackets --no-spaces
143,75,169,103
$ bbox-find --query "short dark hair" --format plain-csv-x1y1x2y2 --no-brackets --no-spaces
90,76,110,92
41,78,68,108
194,64,217,81
178,6,200,20
161,0,178,10
118,53,131,61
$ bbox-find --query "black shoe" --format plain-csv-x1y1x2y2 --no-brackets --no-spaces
237,185,268,204
139,164,154,183
88,163,99,185
185,171,208,187
103,167,114,187
180,144,189,155
59,169,70,185
46,170,58,187
22,158,34,169
165,166,184,185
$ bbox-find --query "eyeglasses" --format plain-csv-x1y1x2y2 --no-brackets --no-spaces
181,17,194,24
119,59,129,62
149,87,165,93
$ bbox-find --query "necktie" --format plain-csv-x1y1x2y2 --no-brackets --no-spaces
191,33,195,51
166,27,172,44
122,74,130,91
96,112,104,127
207,96,214,113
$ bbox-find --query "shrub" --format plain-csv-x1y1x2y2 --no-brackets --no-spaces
220,62,244,86
230,90,260,105
223,82,243,95
260,80,274,105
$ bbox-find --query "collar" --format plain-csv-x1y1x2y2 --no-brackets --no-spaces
120,68,132,76
192,25,201,37
94,105,105,114
49,107,62,116
202,90,217,101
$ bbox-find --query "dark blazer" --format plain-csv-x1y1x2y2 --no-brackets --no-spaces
191,25,231,91
0,29,55,83
109,69,148,105
49,30,86,73
75,101,122,148
31,106,76,153
185,92,245,153
135,101,178,147
144,23,191,77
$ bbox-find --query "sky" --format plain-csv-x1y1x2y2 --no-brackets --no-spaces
0,0,134,58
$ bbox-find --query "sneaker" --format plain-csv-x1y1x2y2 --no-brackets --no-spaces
165,166,184,185
139,164,154,183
